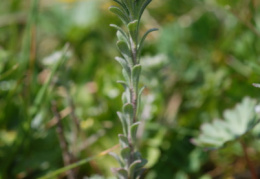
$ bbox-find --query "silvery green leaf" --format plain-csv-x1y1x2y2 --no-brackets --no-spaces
113,0,130,15
130,122,140,143
117,111,128,135
121,147,131,163
137,28,158,62
137,0,152,20
123,0,134,18
109,6,130,25
127,20,138,41
131,64,142,90
133,152,147,169
192,97,260,149
119,134,129,148
112,168,128,179
123,103,134,126
117,30,129,46
109,152,124,167
122,91,128,104
136,86,145,115
122,69,130,84
115,57,131,77
127,20,138,32
117,80,129,90
110,24,130,45
117,41,133,66
129,160,142,179
121,87,131,104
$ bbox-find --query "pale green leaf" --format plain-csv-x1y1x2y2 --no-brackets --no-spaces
193,97,260,149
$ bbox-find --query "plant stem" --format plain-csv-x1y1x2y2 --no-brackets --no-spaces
110,1,157,178
52,101,76,179
240,140,257,179
230,10,260,38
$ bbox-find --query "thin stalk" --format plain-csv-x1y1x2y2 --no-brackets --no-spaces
38,144,119,179
230,10,260,38
52,101,76,179
240,140,257,179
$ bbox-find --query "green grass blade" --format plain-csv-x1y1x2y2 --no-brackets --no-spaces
30,43,70,116
38,144,119,179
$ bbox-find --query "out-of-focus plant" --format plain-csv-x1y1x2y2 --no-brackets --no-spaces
192,97,260,149
193,97,260,179
109,0,158,178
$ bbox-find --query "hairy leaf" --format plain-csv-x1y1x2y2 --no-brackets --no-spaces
109,152,124,167
131,64,142,91
121,147,131,163
115,56,131,77
129,160,142,179
109,6,130,25
123,103,134,126
137,86,145,115
113,0,130,15
130,122,140,143
119,134,129,148
138,0,152,20
110,24,129,41
127,20,138,42
137,28,158,62
117,111,128,135
192,97,260,149
112,168,128,179
117,41,133,65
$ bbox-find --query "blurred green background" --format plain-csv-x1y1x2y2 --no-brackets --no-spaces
1,0,260,178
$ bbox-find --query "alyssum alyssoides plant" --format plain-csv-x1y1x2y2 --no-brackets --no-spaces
109,0,158,178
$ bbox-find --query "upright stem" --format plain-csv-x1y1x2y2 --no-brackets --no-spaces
52,101,76,179
240,140,257,179
130,35,138,123
110,1,156,178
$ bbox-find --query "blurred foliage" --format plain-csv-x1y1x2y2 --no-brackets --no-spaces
193,97,260,149
1,0,260,178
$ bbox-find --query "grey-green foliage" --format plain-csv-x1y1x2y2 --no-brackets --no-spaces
109,0,158,178
192,97,260,149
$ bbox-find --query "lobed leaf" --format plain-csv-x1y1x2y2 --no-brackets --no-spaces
192,97,260,149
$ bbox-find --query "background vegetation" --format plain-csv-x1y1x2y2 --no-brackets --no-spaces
1,0,260,178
